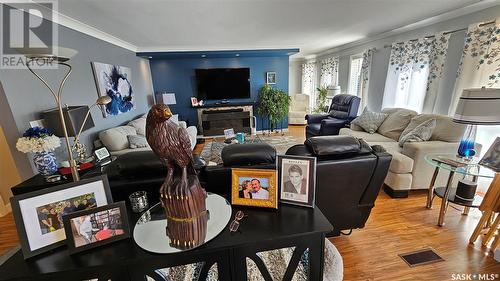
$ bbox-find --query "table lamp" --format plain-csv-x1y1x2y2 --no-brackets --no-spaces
452,87,500,158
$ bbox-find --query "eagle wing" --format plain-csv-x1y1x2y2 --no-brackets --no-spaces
176,125,194,167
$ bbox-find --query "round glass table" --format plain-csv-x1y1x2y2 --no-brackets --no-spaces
424,154,495,226
133,193,232,254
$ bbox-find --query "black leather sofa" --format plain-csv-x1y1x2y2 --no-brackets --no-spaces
305,94,360,138
286,135,392,236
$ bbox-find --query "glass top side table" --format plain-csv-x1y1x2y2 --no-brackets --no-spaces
424,153,495,226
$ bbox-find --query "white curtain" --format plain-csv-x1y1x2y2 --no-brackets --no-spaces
319,57,339,88
449,18,500,114
382,33,450,113
301,61,316,108
449,18,500,156
359,48,375,112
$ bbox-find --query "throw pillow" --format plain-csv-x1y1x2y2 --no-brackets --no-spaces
170,114,179,125
127,116,147,136
351,108,388,134
398,118,436,147
377,108,417,141
127,135,149,149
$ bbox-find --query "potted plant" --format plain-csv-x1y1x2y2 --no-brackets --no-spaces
16,127,61,176
313,86,329,113
257,85,290,133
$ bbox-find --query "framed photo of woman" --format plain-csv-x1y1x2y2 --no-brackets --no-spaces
277,155,316,208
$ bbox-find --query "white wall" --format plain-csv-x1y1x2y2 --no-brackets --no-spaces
288,60,302,94
290,5,500,114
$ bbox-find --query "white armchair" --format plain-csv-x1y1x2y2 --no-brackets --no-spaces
288,94,310,125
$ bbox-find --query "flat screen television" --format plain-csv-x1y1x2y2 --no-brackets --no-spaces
195,68,250,100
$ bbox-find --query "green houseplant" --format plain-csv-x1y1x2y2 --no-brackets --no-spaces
313,86,329,113
257,84,290,132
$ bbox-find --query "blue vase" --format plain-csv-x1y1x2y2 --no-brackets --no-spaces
33,151,58,176
457,125,477,158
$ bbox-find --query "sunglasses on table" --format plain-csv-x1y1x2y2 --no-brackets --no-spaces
229,210,247,233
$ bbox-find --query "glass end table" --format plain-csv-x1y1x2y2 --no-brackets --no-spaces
424,154,495,226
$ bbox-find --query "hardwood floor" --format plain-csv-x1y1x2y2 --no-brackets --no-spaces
1,125,498,280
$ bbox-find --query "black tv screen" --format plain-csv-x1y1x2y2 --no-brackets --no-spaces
195,68,250,100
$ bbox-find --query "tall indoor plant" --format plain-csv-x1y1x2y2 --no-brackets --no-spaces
257,84,290,133
314,86,329,113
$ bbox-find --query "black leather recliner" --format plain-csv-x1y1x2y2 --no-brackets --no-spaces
286,135,391,236
202,143,276,196
305,94,360,138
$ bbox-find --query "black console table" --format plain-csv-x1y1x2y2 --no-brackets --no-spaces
0,203,333,280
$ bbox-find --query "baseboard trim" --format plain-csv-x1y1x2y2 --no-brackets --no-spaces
383,184,409,198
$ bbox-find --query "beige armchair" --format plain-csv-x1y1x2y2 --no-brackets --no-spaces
288,94,310,125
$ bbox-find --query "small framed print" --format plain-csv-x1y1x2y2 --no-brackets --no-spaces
266,72,276,84
191,97,199,107
277,155,316,208
479,137,500,172
10,175,113,259
231,168,278,209
63,201,130,255
224,128,235,140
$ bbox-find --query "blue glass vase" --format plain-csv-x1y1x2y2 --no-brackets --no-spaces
33,151,58,176
457,125,476,158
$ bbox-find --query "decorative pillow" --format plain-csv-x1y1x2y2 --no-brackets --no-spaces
398,119,436,147
127,135,149,149
127,116,147,136
377,108,417,141
170,114,179,125
351,108,388,134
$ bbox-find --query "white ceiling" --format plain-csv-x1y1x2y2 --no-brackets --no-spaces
50,0,486,57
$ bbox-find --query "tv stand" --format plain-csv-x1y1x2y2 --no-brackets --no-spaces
195,102,255,137
217,99,230,105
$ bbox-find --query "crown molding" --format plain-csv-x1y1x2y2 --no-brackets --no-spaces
314,0,499,58
4,0,138,52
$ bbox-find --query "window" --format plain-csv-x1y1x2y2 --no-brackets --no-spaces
348,55,363,96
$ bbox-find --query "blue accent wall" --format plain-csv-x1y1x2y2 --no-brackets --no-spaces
149,55,290,131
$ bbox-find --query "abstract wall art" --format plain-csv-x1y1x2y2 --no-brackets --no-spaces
91,62,134,117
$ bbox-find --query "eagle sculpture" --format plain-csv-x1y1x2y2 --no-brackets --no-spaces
146,104,208,249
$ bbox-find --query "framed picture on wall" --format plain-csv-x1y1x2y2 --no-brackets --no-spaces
10,175,113,259
266,72,276,84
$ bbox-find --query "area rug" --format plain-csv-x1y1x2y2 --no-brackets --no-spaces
199,133,304,165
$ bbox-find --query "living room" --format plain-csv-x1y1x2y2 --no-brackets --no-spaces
0,1,499,280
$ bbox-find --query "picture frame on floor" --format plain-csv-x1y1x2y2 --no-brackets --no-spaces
277,155,316,208
10,175,113,259
231,168,278,209
63,201,130,255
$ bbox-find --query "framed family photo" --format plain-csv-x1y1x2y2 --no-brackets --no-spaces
277,155,316,208
63,201,130,255
10,175,113,259
231,168,278,209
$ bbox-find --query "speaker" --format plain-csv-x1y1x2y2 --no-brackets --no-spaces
455,179,477,201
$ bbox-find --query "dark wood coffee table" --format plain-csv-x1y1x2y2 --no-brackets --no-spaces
0,202,333,280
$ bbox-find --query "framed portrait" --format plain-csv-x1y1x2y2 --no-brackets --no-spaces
10,175,113,259
277,155,316,208
479,137,500,172
63,201,130,255
224,128,235,140
231,168,278,209
191,97,199,106
266,72,276,84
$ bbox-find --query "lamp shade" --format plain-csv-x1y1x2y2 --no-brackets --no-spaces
42,106,94,137
453,88,500,125
155,92,177,105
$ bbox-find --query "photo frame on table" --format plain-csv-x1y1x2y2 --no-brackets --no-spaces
94,146,110,162
266,72,276,84
63,201,130,255
10,175,113,259
479,137,500,172
231,168,278,209
191,97,199,106
277,155,316,208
